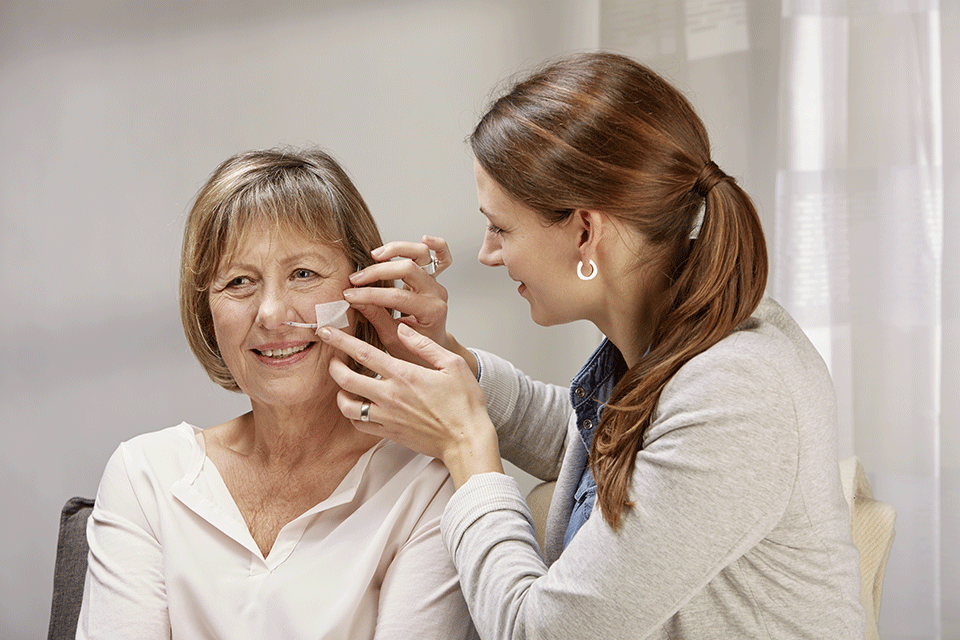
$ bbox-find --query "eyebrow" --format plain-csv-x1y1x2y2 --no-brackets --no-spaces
218,250,338,272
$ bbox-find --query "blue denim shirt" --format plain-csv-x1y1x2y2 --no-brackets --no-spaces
562,338,629,549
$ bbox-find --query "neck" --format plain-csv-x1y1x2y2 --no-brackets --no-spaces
593,281,667,368
598,319,652,368
236,395,379,469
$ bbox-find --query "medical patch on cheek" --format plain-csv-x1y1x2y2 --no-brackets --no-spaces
314,300,351,333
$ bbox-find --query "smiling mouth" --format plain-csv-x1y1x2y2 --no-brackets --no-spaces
254,343,312,359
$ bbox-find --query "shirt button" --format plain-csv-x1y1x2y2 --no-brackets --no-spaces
575,387,586,398
583,419,593,430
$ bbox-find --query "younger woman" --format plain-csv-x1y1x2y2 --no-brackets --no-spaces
323,52,865,639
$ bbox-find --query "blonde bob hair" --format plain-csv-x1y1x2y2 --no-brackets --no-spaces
179,147,385,391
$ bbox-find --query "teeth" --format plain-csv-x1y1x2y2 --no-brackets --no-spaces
260,344,309,358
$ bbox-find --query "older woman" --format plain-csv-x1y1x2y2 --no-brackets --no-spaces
77,148,475,640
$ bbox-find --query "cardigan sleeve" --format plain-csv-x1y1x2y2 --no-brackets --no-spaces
473,349,572,481
442,341,798,640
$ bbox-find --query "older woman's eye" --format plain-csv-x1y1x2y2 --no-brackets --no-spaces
294,269,317,279
212,275,252,294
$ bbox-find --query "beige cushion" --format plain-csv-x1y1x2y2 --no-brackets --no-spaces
526,481,556,552
839,457,896,640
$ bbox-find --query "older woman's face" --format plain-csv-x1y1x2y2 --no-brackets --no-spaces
208,220,353,411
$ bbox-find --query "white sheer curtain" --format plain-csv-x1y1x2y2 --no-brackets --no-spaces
600,1,958,638
777,3,957,638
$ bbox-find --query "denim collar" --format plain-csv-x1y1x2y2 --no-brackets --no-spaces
569,338,629,451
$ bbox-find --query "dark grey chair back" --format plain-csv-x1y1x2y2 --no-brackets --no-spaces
48,497,94,640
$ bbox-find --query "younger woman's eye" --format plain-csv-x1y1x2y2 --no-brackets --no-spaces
486,223,504,236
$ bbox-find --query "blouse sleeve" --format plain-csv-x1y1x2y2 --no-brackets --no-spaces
77,444,170,639
473,349,572,481
375,477,477,640
442,345,798,640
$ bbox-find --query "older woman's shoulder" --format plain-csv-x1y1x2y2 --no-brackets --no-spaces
118,422,201,454
108,422,204,482
94,423,204,521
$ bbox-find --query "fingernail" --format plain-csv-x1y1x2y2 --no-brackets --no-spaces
397,323,414,336
348,272,362,283
371,247,384,257
342,288,356,298
318,327,332,340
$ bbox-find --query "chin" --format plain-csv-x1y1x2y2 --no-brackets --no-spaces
529,302,579,328
528,308,561,328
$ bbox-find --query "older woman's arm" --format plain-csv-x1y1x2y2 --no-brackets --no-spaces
375,518,476,640
374,473,476,640
77,447,169,639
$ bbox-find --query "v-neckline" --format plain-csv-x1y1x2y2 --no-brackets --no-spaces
171,425,386,569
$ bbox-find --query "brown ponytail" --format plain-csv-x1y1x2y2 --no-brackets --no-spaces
471,52,768,529
592,170,767,529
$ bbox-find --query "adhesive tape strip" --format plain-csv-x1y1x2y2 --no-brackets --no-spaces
314,300,350,332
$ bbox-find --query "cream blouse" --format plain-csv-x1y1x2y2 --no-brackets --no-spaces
78,423,475,640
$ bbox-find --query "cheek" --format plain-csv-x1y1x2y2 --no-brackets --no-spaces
208,296,247,345
497,240,514,266
208,297,226,341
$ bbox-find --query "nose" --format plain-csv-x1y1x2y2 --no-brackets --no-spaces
478,231,502,268
255,286,293,330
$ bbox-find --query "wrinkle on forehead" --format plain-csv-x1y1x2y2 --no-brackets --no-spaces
217,217,343,274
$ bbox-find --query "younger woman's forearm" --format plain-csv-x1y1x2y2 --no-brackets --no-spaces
442,418,505,488
445,334,480,379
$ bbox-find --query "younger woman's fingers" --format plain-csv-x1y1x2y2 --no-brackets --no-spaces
394,324,462,372
346,286,446,325
371,241,433,266
350,299,398,334
351,302,421,359
325,339,392,398
335,390,388,436
349,257,447,291
334,390,371,423
421,236,453,275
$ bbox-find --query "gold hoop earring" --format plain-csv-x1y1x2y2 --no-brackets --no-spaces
577,260,598,281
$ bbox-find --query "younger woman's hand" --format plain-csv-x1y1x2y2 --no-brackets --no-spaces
320,323,503,488
344,236,451,363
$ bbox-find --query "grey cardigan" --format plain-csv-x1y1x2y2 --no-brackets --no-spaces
441,298,865,639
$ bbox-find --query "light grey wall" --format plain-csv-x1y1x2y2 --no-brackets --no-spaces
0,1,599,636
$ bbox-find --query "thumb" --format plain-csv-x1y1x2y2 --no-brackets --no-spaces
396,323,454,370
355,302,400,343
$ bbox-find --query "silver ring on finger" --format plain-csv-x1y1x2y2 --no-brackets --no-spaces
360,401,371,423
420,255,439,276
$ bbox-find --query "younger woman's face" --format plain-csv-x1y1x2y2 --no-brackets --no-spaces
474,160,582,326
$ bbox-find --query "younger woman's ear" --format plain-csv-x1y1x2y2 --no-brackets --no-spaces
574,209,605,253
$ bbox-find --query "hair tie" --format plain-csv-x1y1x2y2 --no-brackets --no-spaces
692,160,724,198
